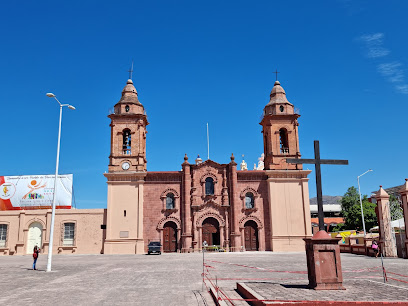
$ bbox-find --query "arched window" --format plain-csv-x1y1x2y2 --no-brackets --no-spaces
279,128,289,153
245,192,255,209
123,129,131,154
166,193,175,209
205,177,214,195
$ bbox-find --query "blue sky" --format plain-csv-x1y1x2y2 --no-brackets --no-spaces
1,0,407,208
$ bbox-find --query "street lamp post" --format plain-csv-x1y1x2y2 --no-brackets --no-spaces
357,169,373,237
46,93,75,272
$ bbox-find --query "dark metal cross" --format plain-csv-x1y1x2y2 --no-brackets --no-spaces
287,140,348,232
128,61,134,80
273,69,280,81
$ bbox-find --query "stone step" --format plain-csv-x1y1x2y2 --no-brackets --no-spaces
218,288,250,306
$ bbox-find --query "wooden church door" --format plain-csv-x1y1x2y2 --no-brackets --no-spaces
163,223,177,252
244,221,258,251
202,218,220,246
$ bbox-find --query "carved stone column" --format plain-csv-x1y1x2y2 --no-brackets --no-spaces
229,154,241,251
198,226,202,252
240,227,245,251
258,227,265,251
375,186,397,257
193,226,200,252
220,225,225,249
224,210,230,251
181,155,193,252
177,228,181,253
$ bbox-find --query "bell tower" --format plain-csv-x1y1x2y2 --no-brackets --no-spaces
104,77,148,255
260,80,302,170
108,79,148,173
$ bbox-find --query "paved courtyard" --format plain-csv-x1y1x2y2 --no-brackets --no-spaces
1,252,407,305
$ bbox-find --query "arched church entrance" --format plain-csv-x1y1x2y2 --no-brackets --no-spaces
202,217,220,246
244,220,259,251
163,222,177,253
27,222,43,254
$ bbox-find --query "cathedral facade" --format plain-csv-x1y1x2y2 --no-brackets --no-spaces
103,78,312,254
0,77,313,256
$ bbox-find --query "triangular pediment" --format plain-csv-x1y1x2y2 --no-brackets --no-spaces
193,159,227,169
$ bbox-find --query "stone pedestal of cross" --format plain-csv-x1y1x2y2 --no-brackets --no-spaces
287,140,348,290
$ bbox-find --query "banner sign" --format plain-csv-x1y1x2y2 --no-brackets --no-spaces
0,174,73,210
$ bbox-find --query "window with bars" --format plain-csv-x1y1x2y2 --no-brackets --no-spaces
63,223,75,246
0,224,7,247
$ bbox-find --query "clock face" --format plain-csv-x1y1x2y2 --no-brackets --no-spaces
122,162,130,170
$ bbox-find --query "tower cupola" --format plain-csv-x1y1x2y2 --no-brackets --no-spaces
260,80,301,170
264,81,295,116
114,79,144,115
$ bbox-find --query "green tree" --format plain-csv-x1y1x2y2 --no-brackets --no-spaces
339,186,377,231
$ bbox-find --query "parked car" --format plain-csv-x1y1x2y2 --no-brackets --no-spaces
147,241,162,255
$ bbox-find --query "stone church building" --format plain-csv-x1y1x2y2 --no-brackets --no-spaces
0,77,312,256
103,77,312,254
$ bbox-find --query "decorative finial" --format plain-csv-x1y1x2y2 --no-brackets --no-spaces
128,61,134,80
230,153,235,161
184,154,188,161
406,178,408,182
195,154,203,165
380,185,382,188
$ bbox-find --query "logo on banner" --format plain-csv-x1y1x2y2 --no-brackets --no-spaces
22,180,47,200
0,182,16,200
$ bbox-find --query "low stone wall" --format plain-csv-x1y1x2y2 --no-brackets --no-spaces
339,237,406,258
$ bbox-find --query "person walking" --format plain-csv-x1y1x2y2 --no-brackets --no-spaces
33,245,40,270
372,240,379,258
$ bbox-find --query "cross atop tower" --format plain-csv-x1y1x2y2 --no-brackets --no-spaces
273,69,280,81
128,61,134,80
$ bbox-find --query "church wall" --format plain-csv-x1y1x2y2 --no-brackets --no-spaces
235,177,270,251
0,209,105,256
267,173,312,251
144,172,182,252
106,182,141,240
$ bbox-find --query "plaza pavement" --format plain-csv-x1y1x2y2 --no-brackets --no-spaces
0,252,407,305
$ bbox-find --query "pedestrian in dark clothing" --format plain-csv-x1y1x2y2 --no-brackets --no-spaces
33,246,40,270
